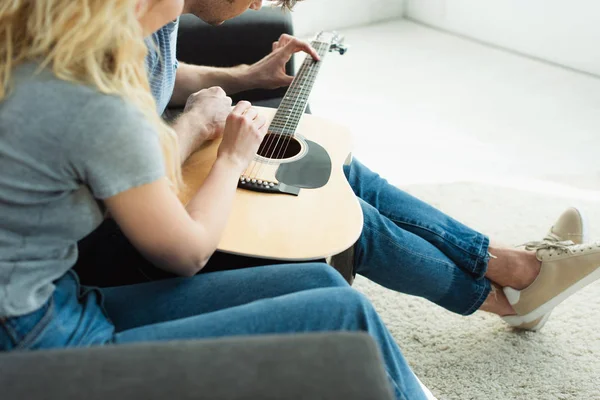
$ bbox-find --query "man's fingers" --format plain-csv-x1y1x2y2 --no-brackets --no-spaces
282,38,320,60
204,86,226,96
278,34,293,46
279,74,294,86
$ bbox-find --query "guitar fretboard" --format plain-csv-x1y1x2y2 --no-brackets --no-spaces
268,40,331,137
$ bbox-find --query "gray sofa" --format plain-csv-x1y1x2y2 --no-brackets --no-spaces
0,333,394,400
176,8,297,109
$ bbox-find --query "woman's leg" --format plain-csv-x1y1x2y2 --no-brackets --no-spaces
1,268,425,399
100,263,348,330
112,286,427,400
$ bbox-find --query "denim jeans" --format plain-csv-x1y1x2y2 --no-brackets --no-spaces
0,264,427,400
345,159,492,315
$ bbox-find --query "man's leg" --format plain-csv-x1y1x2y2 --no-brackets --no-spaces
344,159,543,287
344,159,600,330
354,198,493,316
345,159,490,280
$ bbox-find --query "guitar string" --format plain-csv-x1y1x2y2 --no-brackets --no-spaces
272,42,327,163
243,41,322,183
250,45,318,178
275,43,329,163
241,53,312,181
252,40,327,181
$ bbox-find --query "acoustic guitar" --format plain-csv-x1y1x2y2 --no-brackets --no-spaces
179,32,363,261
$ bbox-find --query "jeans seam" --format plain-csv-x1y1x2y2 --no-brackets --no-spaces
363,221,457,271
471,235,490,277
72,270,115,343
463,279,491,315
15,297,54,350
0,318,19,347
385,370,410,400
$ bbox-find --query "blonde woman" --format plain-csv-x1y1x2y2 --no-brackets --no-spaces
0,1,427,398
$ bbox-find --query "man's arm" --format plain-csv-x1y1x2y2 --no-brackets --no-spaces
169,63,256,107
169,34,320,107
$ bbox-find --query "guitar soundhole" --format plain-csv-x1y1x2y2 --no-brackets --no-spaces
257,134,302,160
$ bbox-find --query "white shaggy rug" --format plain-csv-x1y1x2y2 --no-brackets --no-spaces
353,182,600,400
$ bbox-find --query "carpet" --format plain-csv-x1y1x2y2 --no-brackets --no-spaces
353,182,600,400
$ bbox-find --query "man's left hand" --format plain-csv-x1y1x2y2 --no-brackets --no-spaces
247,34,320,90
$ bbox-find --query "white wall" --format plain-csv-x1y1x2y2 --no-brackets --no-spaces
289,0,406,37
406,0,600,76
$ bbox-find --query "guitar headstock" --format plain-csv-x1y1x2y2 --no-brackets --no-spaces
314,31,349,55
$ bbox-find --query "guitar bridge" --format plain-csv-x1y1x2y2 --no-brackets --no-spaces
238,177,300,196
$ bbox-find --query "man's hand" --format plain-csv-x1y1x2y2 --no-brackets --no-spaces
172,87,232,162
247,34,320,90
183,87,232,141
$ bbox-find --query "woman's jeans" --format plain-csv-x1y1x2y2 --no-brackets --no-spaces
346,159,492,315
0,264,427,400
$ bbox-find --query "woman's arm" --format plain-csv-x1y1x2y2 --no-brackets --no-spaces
104,102,267,276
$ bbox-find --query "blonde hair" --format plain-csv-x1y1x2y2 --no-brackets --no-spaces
0,0,183,192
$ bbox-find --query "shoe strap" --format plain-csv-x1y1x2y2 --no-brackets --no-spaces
543,232,562,242
521,240,600,256
520,240,575,253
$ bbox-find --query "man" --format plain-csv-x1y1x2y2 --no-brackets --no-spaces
76,0,600,332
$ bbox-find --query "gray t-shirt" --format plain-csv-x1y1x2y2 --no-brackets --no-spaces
0,63,165,317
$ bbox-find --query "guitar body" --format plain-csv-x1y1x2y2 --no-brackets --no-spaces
179,107,363,261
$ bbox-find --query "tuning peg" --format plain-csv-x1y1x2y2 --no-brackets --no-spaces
329,31,348,55
330,43,349,55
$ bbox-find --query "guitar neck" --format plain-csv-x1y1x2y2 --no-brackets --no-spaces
269,40,331,136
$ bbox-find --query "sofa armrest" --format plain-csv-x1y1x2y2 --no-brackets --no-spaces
176,7,295,103
0,333,394,400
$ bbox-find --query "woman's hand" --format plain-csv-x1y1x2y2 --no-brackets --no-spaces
217,101,268,172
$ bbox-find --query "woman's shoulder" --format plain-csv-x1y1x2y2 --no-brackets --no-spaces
10,63,146,126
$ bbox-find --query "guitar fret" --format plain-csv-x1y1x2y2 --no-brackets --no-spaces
268,39,330,135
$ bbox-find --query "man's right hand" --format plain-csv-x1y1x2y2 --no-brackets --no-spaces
173,86,232,162
182,86,233,142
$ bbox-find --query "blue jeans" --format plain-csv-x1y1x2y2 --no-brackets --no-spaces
0,264,426,400
346,159,492,315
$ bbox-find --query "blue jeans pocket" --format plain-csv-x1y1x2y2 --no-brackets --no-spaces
0,297,54,351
